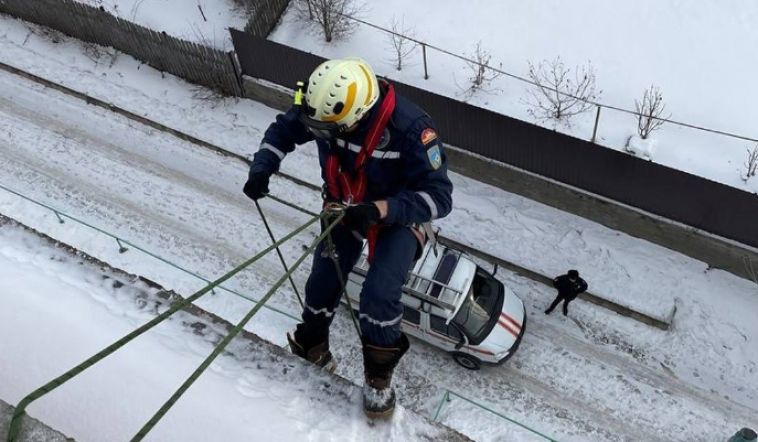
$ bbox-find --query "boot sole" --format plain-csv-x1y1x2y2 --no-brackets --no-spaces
363,406,395,420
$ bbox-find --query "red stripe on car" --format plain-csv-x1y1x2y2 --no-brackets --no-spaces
501,312,522,330
498,319,519,338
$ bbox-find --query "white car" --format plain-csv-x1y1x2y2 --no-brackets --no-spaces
345,240,526,370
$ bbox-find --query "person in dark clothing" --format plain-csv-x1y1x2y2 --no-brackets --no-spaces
243,57,453,419
545,269,588,316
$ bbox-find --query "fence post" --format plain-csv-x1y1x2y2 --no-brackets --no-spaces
421,43,429,80
591,105,602,143
432,390,450,421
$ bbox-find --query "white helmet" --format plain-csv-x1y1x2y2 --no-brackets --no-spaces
303,57,380,132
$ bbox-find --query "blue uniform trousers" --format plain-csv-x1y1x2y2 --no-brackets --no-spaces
302,223,417,347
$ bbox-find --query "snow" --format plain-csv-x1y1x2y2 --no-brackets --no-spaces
1,12,758,442
266,1,758,194
624,135,657,161
77,0,248,51
0,221,452,441
57,0,758,193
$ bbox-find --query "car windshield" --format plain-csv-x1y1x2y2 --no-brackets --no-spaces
452,269,504,345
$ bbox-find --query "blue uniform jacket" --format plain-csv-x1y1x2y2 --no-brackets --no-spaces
249,91,453,226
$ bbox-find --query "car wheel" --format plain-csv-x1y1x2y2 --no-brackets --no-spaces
451,352,481,370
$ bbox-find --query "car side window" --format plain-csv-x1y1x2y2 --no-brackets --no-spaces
403,306,420,325
430,315,462,340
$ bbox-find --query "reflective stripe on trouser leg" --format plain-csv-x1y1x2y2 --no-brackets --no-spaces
302,223,363,340
359,225,418,347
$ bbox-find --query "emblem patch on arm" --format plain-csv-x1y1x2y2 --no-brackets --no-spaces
420,128,438,145
427,145,442,170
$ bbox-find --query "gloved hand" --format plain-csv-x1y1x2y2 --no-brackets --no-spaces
343,203,381,237
243,171,270,200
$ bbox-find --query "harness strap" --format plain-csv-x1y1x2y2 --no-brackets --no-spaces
323,82,397,264
324,81,396,204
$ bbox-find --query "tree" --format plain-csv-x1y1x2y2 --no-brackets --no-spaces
295,0,361,42
386,16,417,71
635,85,670,139
524,57,600,125
462,41,501,97
742,144,758,183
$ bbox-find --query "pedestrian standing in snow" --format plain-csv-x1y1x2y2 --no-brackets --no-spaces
545,269,588,316
243,58,453,419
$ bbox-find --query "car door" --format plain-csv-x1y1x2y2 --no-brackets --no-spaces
401,305,424,339
426,314,466,352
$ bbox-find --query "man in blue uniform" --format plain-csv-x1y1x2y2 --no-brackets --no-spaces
243,57,453,418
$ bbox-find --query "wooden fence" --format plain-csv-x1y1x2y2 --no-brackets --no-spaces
0,0,243,96
244,0,290,37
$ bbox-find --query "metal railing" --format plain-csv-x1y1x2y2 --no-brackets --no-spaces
433,390,557,441
335,12,758,146
0,182,300,322
0,182,557,440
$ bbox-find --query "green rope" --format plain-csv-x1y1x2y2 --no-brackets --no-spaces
255,199,304,308
266,194,319,217
321,211,362,339
130,213,344,441
445,390,558,441
7,213,322,442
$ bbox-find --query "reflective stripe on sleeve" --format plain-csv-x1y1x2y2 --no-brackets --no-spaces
260,142,285,160
417,191,439,219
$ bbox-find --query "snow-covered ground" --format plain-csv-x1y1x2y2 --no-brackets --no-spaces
1,16,758,441
268,1,758,194
0,220,456,442
78,0,247,51
68,0,758,193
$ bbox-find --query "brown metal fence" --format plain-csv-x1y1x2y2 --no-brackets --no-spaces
230,30,758,249
0,0,243,96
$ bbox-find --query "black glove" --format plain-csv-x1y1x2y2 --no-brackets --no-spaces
243,171,270,200
343,203,381,237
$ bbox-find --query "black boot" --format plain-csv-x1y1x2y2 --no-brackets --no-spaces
287,323,336,373
362,334,410,419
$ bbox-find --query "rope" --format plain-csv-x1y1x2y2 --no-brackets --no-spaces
7,213,322,442
322,213,362,338
130,212,343,441
254,199,304,308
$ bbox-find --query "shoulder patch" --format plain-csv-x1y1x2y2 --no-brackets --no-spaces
420,128,438,145
427,144,442,170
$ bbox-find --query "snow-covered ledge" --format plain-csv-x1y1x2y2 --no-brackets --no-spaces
0,400,72,442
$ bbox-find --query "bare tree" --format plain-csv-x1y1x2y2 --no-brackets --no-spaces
386,16,417,71
82,41,120,68
635,85,670,139
742,144,758,183
294,0,361,42
524,57,600,125
462,41,501,97
129,0,146,20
